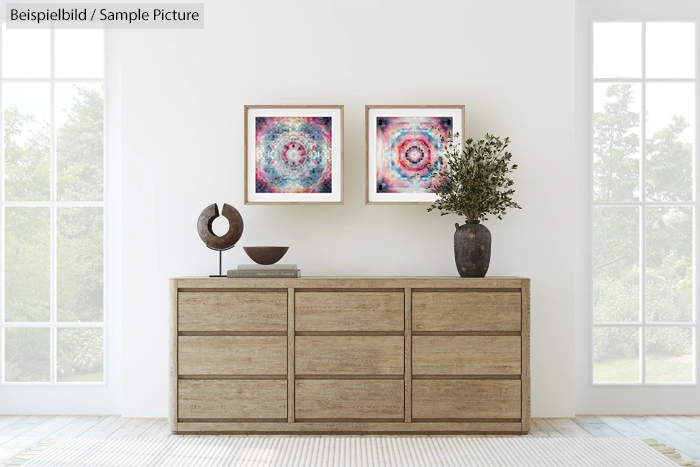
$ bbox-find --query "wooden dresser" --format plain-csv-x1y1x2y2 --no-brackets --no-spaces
170,277,530,434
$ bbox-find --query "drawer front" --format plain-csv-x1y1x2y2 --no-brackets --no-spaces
412,291,521,332
413,336,521,375
412,380,521,419
296,336,404,375
178,291,287,332
296,292,404,332
178,380,287,419
295,380,404,419
178,336,286,375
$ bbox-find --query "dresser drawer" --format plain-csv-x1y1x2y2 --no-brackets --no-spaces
178,336,286,375
296,292,404,331
412,291,521,332
413,336,521,375
296,336,403,375
412,380,521,419
178,380,287,420
178,291,287,332
295,380,404,420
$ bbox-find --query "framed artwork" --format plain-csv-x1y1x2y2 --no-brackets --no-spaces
365,105,465,204
245,105,344,204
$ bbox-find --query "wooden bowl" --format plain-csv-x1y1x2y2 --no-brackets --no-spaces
243,246,289,265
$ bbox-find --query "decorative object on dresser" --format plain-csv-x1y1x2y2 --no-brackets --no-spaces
227,268,301,278
365,105,465,204
428,134,521,278
243,246,289,265
244,105,344,205
170,276,530,434
196,203,244,277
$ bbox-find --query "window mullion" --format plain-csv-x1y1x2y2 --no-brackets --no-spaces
49,27,56,385
0,21,5,384
695,19,700,385
640,21,647,385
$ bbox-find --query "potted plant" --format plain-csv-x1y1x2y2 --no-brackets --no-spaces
428,133,521,277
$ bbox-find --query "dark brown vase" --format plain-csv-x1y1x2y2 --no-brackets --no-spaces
454,220,491,278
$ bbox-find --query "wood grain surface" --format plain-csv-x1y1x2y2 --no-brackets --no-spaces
412,380,521,419
178,336,286,375
296,336,404,375
412,336,521,375
412,291,521,332
170,277,531,434
174,420,523,434
174,277,526,290
178,291,287,332
521,278,531,432
295,380,404,419
295,292,404,331
169,280,178,431
178,380,287,419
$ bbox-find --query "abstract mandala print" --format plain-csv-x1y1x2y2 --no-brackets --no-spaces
375,116,452,194
255,116,333,193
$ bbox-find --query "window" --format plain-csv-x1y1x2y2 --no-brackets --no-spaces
591,21,697,384
1,26,106,384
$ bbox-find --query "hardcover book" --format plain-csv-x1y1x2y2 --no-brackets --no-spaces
237,264,298,270
227,269,301,278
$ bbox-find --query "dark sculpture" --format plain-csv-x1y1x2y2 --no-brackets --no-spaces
197,203,244,277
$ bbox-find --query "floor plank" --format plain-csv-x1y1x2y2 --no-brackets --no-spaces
546,418,595,438
626,416,700,459
52,416,107,438
572,416,624,438
79,415,130,438
596,416,655,439
109,418,158,438
140,419,172,438
0,417,26,433
0,416,76,462
0,416,53,447
530,419,564,438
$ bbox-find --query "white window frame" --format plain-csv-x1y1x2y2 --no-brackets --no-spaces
577,0,700,415
0,24,121,414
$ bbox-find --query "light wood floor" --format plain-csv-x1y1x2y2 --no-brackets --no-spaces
0,416,699,464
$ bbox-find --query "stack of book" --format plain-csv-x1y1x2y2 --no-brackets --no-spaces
227,264,301,278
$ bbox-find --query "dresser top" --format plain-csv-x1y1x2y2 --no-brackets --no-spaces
171,276,530,289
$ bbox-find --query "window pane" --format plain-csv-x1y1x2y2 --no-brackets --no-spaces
56,84,104,202
594,23,642,79
1,25,50,78
593,207,640,323
593,327,640,383
646,83,695,202
646,23,695,79
4,327,50,382
3,83,51,201
57,327,104,382
645,207,693,323
646,327,693,383
55,30,104,79
593,83,641,202
57,207,104,322
4,207,50,322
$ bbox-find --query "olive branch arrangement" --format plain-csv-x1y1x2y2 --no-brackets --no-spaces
427,132,521,222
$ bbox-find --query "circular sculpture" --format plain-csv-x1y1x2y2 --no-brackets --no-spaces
197,203,244,251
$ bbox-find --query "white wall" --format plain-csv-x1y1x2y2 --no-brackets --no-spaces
121,0,575,417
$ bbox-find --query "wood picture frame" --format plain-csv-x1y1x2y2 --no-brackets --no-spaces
365,105,465,205
244,105,344,205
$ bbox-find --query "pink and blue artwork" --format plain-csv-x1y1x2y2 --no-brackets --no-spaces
375,116,453,194
255,116,333,194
